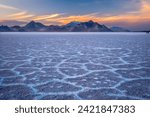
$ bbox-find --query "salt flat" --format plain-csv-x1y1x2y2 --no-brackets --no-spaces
0,32,150,100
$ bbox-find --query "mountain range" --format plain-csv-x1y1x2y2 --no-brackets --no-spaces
0,20,129,32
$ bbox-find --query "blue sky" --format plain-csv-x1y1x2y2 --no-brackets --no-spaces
0,0,141,15
0,0,150,30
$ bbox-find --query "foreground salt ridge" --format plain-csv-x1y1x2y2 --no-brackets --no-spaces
0,33,150,100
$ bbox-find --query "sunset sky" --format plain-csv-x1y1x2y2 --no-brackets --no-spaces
0,0,150,31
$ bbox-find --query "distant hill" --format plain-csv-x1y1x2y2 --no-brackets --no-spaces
0,20,131,32
110,26,130,32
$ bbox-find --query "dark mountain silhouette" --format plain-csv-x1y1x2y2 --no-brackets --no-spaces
110,26,130,32
0,25,12,32
62,20,112,32
0,20,130,32
23,21,47,31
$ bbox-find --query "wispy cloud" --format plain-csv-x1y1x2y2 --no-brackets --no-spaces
8,11,27,17
0,4,19,10
7,11,34,20
33,14,61,21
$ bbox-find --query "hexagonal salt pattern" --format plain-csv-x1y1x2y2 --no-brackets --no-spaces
0,32,150,100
